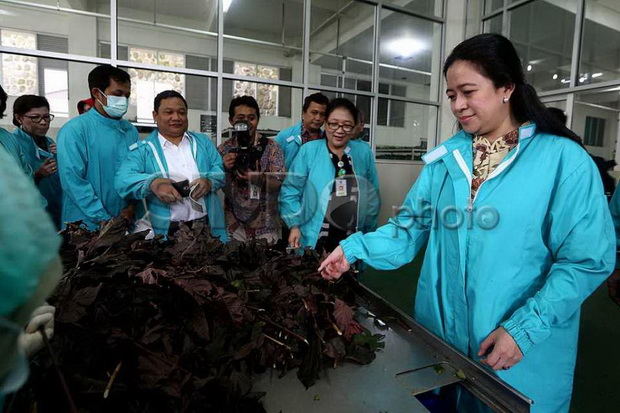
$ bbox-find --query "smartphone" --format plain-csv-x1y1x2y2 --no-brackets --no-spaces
171,179,191,198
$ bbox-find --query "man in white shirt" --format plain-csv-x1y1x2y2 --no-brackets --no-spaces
115,90,227,240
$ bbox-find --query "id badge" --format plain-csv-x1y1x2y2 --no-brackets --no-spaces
335,178,347,197
249,183,261,200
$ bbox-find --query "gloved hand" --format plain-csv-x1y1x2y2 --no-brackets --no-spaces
18,304,55,357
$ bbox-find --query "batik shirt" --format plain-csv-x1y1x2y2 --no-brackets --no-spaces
471,128,520,200
218,135,285,238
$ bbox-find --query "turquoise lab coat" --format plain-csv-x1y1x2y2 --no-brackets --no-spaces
57,109,138,229
0,128,33,176
13,128,62,227
279,139,380,249
115,130,228,241
275,121,305,170
339,124,615,412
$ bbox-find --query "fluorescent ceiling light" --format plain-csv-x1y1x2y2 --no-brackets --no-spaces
552,73,558,80
389,38,425,60
592,72,603,78
223,0,233,13
526,64,532,71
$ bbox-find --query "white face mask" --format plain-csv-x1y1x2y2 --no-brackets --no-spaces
96,89,129,118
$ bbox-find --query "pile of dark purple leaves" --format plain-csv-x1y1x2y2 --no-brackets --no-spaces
10,219,384,413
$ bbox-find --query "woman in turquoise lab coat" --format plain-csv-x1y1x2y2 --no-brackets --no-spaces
320,34,615,412
13,95,63,228
280,98,380,253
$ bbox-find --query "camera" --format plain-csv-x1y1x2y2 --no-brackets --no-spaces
232,120,263,172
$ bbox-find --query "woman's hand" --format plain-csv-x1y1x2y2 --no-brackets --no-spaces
478,327,523,371
318,246,351,281
288,227,301,249
49,143,57,155
35,158,57,179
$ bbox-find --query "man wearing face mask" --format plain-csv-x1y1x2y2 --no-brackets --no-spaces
57,65,139,229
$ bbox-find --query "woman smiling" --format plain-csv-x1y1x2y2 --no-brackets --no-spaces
279,98,380,253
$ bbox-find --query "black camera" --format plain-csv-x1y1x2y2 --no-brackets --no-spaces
232,120,262,172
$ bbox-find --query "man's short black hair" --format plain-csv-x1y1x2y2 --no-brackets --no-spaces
302,92,329,113
228,95,260,120
154,90,188,112
88,64,131,98
0,85,7,119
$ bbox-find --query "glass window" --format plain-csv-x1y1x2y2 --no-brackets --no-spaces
579,0,620,86
224,0,302,82
117,0,217,67
0,1,109,58
0,60,98,135
484,0,504,15
125,49,186,123
573,88,620,161
223,82,300,140
232,63,280,116
483,15,503,34
383,0,443,17
379,8,442,101
1,30,38,96
509,0,577,92
376,101,437,161
44,68,69,116
310,1,375,89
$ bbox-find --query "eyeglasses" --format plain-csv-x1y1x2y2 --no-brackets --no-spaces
23,114,55,124
326,122,354,133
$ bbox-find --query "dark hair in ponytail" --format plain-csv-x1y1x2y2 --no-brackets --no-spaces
443,34,582,145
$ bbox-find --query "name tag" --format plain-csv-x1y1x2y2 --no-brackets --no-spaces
335,179,347,197
250,183,261,200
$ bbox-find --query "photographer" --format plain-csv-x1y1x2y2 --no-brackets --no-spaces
218,96,285,243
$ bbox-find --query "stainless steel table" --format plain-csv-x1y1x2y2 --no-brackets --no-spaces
253,282,532,413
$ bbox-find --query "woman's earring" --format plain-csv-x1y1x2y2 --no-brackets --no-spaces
502,96,509,104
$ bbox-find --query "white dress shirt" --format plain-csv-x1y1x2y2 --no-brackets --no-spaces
158,132,207,222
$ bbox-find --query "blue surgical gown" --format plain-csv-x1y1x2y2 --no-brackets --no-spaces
57,108,138,229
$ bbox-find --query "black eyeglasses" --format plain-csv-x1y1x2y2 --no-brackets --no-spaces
23,114,55,123
326,122,354,133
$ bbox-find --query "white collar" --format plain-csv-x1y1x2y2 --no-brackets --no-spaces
158,131,189,148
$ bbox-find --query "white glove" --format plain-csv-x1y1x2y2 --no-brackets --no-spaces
18,304,55,357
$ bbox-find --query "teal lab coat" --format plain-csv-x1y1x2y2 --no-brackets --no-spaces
115,130,228,241
0,128,33,176
0,146,60,407
275,121,305,170
57,109,138,229
13,128,62,227
340,124,615,412
279,139,380,249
